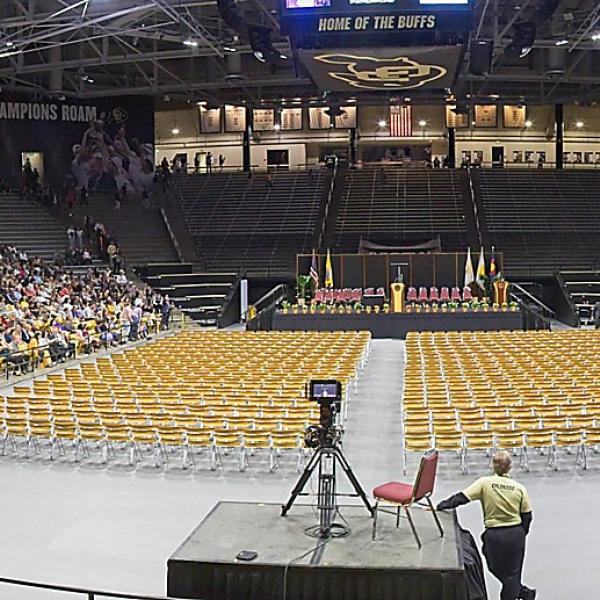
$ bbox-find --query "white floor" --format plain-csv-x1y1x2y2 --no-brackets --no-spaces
0,339,598,600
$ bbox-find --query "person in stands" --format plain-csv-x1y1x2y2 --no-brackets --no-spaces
206,152,213,174
437,451,536,600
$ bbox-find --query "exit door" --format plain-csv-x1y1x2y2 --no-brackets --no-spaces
21,152,44,181
492,146,504,168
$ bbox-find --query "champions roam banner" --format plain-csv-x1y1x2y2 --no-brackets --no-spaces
0,94,155,188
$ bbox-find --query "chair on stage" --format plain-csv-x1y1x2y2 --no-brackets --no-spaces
406,287,418,303
429,287,440,303
450,287,462,302
324,289,334,303
440,287,450,302
314,289,325,303
463,286,473,301
376,287,385,297
351,289,363,303
371,450,444,548
333,289,343,303
418,287,429,303
364,287,375,295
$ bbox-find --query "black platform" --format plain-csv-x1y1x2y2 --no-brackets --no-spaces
167,501,467,600
271,310,523,338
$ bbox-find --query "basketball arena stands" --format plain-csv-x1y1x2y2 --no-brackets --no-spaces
403,330,600,473
0,192,66,260
474,169,600,276
0,330,370,471
334,166,470,253
175,170,329,276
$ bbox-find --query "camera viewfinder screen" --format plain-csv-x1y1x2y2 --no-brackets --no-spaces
286,0,331,8
311,382,339,398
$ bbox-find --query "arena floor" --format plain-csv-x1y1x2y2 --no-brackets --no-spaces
0,339,598,600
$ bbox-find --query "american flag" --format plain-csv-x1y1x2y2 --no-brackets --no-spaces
390,105,412,137
309,250,319,290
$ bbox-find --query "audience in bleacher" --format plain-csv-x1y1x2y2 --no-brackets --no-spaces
0,244,169,375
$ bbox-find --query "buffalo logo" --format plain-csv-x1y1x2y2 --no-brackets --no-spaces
106,107,129,124
314,53,447,90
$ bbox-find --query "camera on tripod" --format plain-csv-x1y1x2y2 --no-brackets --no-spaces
304,380,342,449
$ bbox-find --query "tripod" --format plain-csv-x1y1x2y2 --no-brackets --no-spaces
281,444,374,539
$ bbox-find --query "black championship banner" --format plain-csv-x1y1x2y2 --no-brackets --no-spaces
445,105,469,128
474,104,497,127
0,93,155,190
298,45,463,93
281,107,303,130
253,108,275,131
503,105,526,128
224,105,247,132
199,107,221,133
309,106,331,129
335,106,357,128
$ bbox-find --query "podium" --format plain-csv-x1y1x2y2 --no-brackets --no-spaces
493,280,509,305
391,283,405,313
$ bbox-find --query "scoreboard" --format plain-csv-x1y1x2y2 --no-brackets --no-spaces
280,0,472,36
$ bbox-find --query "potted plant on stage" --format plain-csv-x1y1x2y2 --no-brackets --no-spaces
509,300,519,312
373,305,380,314
448,301,458,313
354,302,363,314
318,303,327,314
441,302,448,313
296,275,312,307
281,300,290,314
461,302,469,312
383,303,390,314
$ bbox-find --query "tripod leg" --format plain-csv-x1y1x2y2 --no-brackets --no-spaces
334,448,374,516
281,448,321,516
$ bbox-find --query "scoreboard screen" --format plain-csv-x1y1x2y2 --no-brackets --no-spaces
280,0,472,35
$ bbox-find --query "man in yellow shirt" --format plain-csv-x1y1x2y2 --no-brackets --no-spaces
437,451,536,600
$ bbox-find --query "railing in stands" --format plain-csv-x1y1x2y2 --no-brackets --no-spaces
160,207,183,263
0,575,180,600
246,284,289,331
317,159,338,251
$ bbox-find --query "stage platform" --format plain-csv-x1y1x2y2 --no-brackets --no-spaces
167,501,467,600
271,310,522,338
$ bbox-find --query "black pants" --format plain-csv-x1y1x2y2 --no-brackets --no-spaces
481,525,526,600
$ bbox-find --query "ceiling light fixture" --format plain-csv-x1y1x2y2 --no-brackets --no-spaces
418,119,427,127
223,45,237,52
592,33,600,41
378,119,387,128
525,120,533,128
575,120,584,128
274,123,281,130
183,39,198,47
171,128,180,134
555,39,568,46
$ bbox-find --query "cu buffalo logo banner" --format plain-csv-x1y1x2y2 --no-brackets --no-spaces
314,53,446,90
106,107,129,124
298,45,463,93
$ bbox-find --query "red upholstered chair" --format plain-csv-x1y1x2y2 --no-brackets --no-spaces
463,286,473,301
333,289,342,303
440,287,450,302
450,287,462,302
376,287,385,297
418,287,429,303
371,450,444,548
406,287,417,303
351,288,363,302
314,289,325,303
364,287,375,295
325,289,334,303
429,287,439,302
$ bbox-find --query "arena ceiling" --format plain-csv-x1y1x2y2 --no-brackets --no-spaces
0,0,599,105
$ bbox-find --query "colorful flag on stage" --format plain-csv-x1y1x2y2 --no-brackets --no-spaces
476,247,486,290
464,247,475,288
309,250,319,290
489,246,497,278
324,249,334,289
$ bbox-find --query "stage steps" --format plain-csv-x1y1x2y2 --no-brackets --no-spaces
560,270,600,325
139,263,241,326
0,192,67,259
